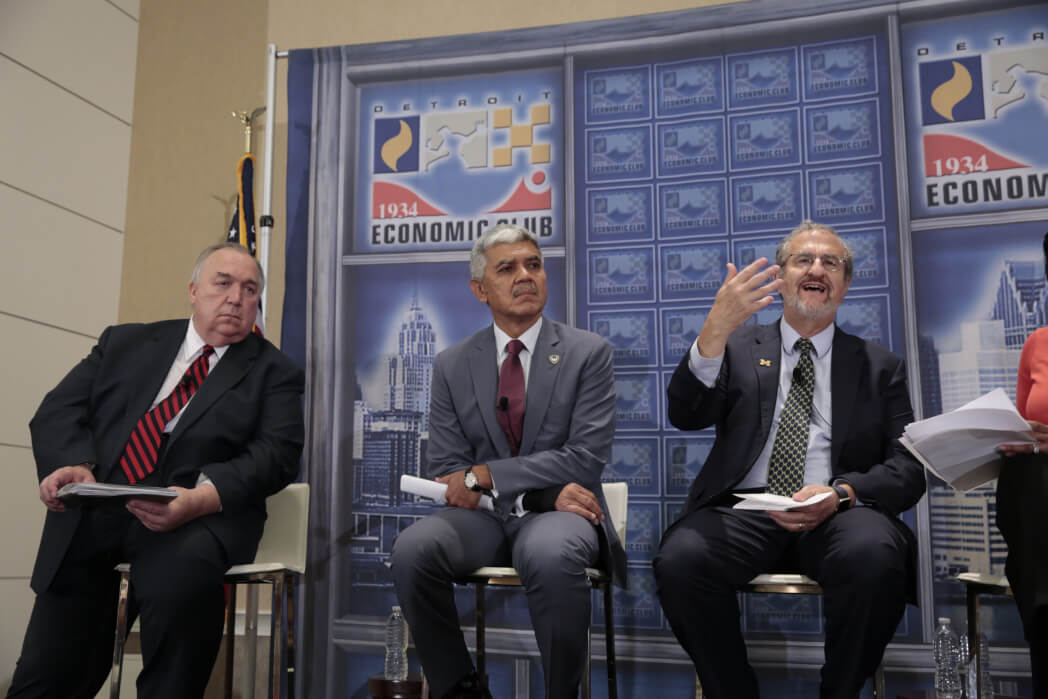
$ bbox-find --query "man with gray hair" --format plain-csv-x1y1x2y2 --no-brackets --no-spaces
391,224,624,699
8,242,304,698
654,221,925,697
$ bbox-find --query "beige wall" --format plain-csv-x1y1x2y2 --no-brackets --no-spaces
267,0,740,47
0,0,140,691
120,0,270,329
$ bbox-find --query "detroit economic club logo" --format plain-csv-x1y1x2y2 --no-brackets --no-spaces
367,97,557,248
915,42,1048,209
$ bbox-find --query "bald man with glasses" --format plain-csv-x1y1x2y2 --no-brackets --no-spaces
654,220,926,698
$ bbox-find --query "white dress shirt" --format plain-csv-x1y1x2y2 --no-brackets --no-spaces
688,318,835,490
150,318,229,433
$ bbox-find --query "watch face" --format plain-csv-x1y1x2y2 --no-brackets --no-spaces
465,470,478,490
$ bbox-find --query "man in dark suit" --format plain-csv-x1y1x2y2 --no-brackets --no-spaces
7,243,305,699
653,221,926,698
391,224,623,699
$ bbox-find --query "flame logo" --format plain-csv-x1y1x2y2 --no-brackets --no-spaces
930,61,973,121
380,120,413,172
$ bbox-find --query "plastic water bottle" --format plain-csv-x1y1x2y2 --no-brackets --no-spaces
960,631,996,698
384,605,409,681
933,617,961,699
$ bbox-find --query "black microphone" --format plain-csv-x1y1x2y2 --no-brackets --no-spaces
180,374,193,387
497,396,509,411
793,365,803,383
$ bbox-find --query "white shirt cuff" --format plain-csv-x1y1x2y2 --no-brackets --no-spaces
688,340,724,388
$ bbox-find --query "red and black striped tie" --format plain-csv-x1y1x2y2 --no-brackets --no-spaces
118,345,214,483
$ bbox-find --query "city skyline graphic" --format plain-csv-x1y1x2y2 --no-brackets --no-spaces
927,255,1046,579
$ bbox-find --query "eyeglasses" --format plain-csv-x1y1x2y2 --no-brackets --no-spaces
785,252,847,273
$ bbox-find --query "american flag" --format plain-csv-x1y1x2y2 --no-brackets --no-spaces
227,153,263,335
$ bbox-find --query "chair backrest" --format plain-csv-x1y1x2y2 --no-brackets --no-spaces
253,483,310,574
600,481,628,544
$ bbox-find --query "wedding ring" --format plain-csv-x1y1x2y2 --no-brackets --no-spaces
797,522,803,530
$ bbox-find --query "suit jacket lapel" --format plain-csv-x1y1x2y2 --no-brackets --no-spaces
106,322,185,477
830,326,862,470
468,327,511,456
121,322,185,426
168,333,258,444
753,322,782,447
520,320,561,455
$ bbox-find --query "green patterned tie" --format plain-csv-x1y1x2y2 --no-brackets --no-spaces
767,338,815,496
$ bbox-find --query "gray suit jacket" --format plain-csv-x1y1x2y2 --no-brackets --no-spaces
426,318,626,586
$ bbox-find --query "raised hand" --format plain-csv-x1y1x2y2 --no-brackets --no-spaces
697,258,783,357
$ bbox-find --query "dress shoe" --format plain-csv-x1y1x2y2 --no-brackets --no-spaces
440,671,493,699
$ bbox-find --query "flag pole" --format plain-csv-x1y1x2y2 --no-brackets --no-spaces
260,44,278,331
230,107,265,335
227,105,265,699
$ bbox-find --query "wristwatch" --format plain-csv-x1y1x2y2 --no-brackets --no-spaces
831,482,852,511
464,466,483,492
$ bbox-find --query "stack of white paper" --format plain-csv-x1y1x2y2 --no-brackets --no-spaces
901,388,1034,491
732,491,833,511
57,482,177,505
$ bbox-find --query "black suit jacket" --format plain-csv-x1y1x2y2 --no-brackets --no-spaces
666,322,926,519
28,319,305,592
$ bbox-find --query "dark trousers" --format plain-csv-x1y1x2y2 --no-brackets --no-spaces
997,453,1048,698
390,507,600,699
7,506,229,699
653,505,911,699
1026,606,1048,699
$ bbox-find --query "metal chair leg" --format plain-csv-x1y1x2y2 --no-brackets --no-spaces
474,582,487,685
244,584,259,699
967,585,983,698
602,582,618,699
286,577,297,699
582,627,591,699
270,576,285,699
224,584,238,699
110,571,131,699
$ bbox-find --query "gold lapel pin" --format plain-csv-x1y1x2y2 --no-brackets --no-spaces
759,358,772,367
549,354,561,365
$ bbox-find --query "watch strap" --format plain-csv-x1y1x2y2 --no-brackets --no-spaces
832,482,852,511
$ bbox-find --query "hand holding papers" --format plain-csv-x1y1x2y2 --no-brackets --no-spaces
732,491,834,511
400,474,494,511
56,482,177,506
901,387,1035,491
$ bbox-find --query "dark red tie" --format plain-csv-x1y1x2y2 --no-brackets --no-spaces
496,339,526,456
118,346,214,483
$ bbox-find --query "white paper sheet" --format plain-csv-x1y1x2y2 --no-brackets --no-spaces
732,490,833,511
400,474,495,511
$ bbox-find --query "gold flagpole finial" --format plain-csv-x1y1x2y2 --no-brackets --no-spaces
232,107,266,154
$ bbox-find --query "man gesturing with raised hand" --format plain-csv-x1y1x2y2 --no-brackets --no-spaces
654,220,925,699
